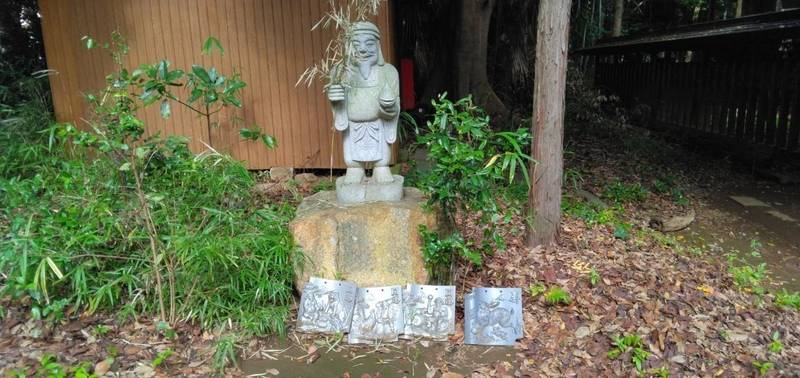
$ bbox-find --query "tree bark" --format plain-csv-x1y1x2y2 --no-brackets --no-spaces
736,0,743,17
612,0,624,37
455,0,509,121
528,0,572,248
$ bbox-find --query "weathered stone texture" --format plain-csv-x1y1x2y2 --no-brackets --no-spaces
291,188,434,290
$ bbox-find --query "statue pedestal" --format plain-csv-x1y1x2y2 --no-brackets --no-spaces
290,188,434,292
335,175,404,204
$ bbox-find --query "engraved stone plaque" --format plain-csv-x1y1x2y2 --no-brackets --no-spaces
402,284,456,340
348,285,404,344
464,287,523,346
297,277,358,334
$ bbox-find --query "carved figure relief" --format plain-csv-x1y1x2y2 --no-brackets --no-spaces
348,285,404,344
464,287,523,346
297,277,357,334
402,285,455,340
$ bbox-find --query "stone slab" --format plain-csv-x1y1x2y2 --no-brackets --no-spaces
336,175,404,204
766,210,797,222
729,196,770,207
291,188,434,291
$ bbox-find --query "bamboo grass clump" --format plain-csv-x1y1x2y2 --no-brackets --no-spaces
296,0,383,90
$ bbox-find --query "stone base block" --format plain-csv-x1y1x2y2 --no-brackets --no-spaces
336,175,404,204
291,188,434,291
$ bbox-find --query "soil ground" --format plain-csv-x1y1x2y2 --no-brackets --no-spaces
2,121,800,377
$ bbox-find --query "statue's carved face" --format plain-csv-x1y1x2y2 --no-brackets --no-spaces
353,34,379,67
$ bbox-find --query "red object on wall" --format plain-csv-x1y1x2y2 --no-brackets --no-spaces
400,58,415,110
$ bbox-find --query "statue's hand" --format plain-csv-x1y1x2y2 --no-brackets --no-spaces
378,97,397,118
327,84,345,102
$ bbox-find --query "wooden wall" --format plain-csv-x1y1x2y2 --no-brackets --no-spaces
39,0,395,169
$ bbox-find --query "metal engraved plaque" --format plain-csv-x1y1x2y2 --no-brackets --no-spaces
297,277,358,334
348,285,404,344
463,287,523,346
402,284,456,340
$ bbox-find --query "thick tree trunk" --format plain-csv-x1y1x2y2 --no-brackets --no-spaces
528,0,571,248
455,0,509,121
612,0,624,36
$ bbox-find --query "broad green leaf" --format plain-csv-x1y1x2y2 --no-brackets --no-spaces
160,99,171,119
191,65,211,84
239,128,259,141
157,60,169,80
118,162,131,171
201,36,224,56
82,36,96,49
261,134,277,149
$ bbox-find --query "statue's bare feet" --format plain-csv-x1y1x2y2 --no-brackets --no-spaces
343,167,365,184
372,166,394,183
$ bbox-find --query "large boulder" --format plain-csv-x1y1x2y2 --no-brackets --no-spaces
290,188,435,290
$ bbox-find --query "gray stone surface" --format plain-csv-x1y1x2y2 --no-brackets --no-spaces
729,196,770,207
269,167,294,182
335,174,404,204
291,188,435,291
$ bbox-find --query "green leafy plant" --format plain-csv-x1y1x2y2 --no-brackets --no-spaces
152,348,174,368
607,334,651,372
753,360,774,376
528,283,546,298
85,33,275,150
729,261,767,296
213,334,240,371
544,286,571,306
414,94,531,219
589,267,600,286
768,331,783,353
312,179,335,193
0,32,299,359
156,321,177,340
411,94,531,263
602,181,649,204
93,324,111,337
562,195,621,227
774,289,800,310
38,354,66,378
650,366,670,378
418,225,480,284
652,175,688,206
71,362,99,378
613,222,632,240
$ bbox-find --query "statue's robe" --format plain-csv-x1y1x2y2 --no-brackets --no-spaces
333,63,400,164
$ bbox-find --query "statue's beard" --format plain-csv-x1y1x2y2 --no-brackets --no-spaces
357,56,376,80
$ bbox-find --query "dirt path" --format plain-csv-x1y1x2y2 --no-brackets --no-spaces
682,183,800,291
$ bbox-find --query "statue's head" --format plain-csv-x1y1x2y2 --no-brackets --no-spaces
351,21,384,67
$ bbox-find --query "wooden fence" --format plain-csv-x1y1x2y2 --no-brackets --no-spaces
39,0,395,169
580,10,800,155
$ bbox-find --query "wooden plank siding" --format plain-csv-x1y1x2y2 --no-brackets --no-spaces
39,0,395,169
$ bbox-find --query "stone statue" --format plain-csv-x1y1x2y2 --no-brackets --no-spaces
327,21,403,203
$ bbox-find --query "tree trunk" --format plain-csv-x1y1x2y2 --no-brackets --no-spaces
612,0,624,36
736,0,743,17
455,0,509,121
528,0,571,248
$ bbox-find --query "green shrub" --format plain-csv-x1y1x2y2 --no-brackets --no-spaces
608,334,651,372
418,225,480,284
0,33,297,338
775,289,800,310
602,181,649,204
411,94,531,270
413,94,531,221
